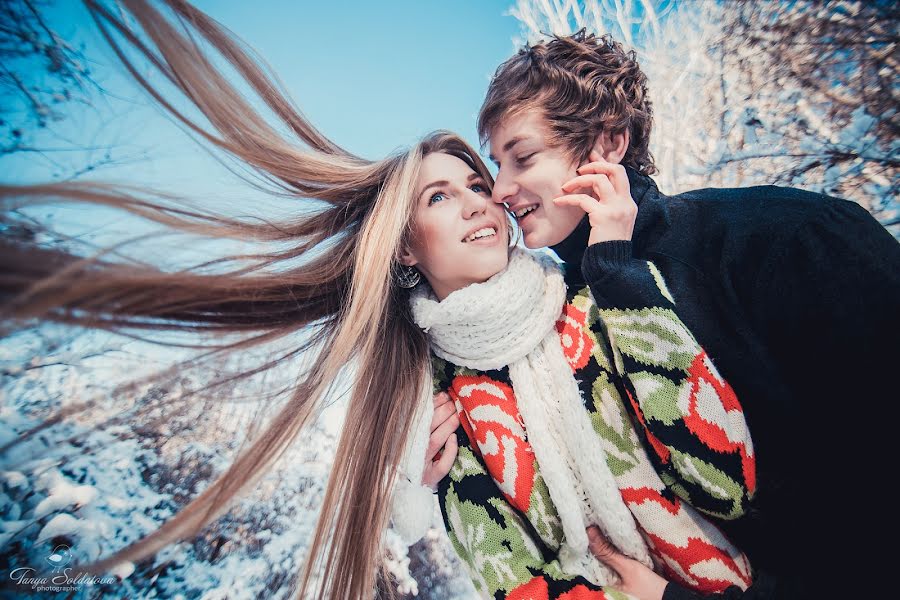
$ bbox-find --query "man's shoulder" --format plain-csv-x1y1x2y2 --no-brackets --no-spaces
661,182,868,241
671,183,840,222
637,181,883,276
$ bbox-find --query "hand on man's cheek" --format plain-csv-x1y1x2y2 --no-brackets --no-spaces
554,150,637,246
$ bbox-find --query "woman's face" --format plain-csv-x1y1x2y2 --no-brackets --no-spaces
401,152,511,300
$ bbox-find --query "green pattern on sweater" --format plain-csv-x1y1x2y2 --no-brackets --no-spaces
431,258,756,599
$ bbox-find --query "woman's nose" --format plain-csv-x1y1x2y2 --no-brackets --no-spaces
462,188,489,218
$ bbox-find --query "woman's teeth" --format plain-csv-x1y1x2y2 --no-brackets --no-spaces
514,205,537,218
464,227,497,243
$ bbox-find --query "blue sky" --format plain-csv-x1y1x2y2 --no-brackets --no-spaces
4,0,524,260
191,0,524,157
8,0,523,183
1,1,526,428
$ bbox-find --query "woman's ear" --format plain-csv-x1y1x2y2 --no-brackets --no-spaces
590,129,630,164
399,246,419,267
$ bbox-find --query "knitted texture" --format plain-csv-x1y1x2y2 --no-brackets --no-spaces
578,242,758,521
389,373,440,546
411,249,651,586
408,249,755,599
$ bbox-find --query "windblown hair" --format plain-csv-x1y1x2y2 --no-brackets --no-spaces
0,1,493,598
478,29,657,176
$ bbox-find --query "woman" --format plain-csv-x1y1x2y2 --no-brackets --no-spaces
0,2,504,599
1,2,751,599
393,232,759,598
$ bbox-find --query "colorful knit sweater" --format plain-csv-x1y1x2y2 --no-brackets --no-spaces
549,170,900,600
433,257,756,600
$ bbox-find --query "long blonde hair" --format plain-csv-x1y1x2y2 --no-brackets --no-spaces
0,1,494,597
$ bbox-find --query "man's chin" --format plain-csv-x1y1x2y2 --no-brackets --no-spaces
522,227,562,249
521,228,545,249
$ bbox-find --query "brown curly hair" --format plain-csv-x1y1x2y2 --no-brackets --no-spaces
478,29,657,176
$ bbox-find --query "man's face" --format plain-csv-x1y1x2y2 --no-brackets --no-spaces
488,108,585,249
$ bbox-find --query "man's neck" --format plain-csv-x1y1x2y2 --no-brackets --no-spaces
550,211,592,266
549,165,659,266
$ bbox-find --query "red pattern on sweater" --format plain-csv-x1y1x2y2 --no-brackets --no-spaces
450,374,536,514
555,301,592,372
620,487,752,589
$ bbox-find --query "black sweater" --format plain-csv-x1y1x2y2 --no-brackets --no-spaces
551,168,900,600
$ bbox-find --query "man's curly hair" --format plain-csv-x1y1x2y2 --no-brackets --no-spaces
478,29,656,176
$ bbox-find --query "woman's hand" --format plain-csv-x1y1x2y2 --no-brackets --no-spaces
587,525,668,600
421,391,460,491
553,151,637,246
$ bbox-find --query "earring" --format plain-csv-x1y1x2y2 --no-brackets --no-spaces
395,264,421,288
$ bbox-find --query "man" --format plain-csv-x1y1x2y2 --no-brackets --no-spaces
480,29,900,599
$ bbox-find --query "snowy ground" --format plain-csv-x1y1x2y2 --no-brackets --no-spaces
0,327,476,598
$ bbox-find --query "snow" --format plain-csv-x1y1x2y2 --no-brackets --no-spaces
2,1,893,599
36,513,94,544
33,477,100,518
1,324,475,598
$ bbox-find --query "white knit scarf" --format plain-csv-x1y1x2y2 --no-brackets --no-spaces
408,248,654,585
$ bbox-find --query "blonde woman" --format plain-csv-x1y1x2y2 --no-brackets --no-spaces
0,2,511,598
2,2,755,599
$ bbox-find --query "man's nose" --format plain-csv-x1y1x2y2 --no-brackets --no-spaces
491,168,518,205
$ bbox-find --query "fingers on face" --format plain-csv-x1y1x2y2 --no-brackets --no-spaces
552,193,602,215
561,173,617,200
576,158,629,196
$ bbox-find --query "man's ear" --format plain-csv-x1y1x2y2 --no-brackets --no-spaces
590,129,630,164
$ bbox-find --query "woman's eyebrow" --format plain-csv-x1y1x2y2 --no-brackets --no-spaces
419,180,449,201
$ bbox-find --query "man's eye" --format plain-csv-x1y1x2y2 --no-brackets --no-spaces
428,192,446,205
515,152,535,165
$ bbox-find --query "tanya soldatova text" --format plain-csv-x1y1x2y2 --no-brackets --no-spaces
9,566,119,591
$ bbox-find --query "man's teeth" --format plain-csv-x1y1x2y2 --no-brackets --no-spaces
464,227,497,243
515,205,537,218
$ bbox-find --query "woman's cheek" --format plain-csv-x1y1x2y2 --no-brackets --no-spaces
414,219,455,274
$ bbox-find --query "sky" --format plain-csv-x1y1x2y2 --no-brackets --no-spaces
190,0,524,156
2,0,527,434
8,0,523,186
4,0,526,266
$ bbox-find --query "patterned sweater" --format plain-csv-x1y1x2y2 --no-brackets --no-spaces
434,257,757,600
551,168,900,599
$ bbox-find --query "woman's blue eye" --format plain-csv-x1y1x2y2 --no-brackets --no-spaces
470,183,486,193
428,192,446,205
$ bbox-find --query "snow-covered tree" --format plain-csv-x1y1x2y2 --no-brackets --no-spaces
508,0,898,234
